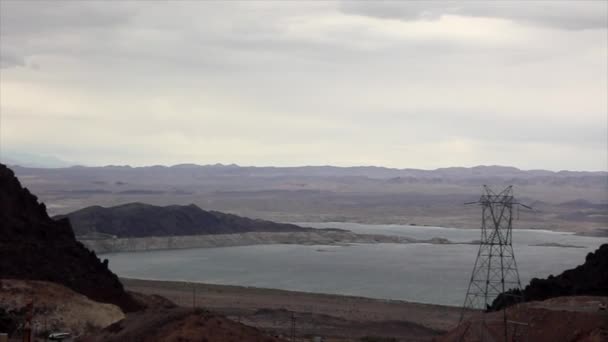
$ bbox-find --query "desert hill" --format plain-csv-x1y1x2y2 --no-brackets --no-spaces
10,164,608,234
55,203,312,238
81,307,286,342
491,243,608,310
438,296,608,342
0,163,140,312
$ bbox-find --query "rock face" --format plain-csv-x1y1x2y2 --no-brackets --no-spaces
491,243,608,310
56,202,312,238
0,164,140,312
0,280,125,337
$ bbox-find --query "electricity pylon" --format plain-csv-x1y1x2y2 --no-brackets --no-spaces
461,185,530,323
290,312,296,342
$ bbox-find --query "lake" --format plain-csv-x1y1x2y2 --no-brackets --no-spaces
104,223,607,307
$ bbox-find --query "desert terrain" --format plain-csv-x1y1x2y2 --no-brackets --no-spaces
9,164,608,235
2,162,607,341
120,278,608,342
0,279,124,338
121,278,463,341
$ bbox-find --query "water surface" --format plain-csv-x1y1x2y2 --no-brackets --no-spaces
105,223,606,306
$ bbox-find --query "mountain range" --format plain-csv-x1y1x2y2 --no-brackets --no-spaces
9,163,608,235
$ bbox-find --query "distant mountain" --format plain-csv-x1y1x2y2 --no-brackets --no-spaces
10,163,607,234
0,163,141,312
1,151,74,168
56,203,311,238
11,163,607,181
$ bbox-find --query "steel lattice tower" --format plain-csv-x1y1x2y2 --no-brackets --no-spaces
461,185,529,321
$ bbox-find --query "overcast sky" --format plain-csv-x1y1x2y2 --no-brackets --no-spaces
0,1,606,170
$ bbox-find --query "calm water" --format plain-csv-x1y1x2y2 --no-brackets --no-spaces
105,223,607,306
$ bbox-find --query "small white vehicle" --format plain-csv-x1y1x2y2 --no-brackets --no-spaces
48,332,72,341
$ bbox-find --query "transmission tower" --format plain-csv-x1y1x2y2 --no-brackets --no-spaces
461,186,530,324
290,312,296,342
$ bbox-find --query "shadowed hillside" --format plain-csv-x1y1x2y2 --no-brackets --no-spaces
56,203,312,238
490,243,608,311
0,163,141,312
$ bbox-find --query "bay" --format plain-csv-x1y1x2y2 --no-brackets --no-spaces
104,223,607,306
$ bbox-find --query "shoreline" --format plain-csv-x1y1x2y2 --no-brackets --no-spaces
80,226,605,254
296,221,608,236
122,277,466,338
122,276,463,309
81,230,471,254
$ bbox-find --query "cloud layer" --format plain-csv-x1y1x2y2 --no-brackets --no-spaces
1,1,606,170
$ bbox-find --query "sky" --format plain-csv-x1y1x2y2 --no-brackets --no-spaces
0,1,607,171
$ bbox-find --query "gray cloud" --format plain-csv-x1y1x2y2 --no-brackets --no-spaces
0,48,25,69
0,1,606,170
340,1,608,30
0,1,138,70
0,1,136,35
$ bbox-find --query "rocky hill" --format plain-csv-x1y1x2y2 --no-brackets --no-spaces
0,279,125,337
56,203,312,238
491,243,608,310
0,163,140,312
81,307,286,342
439,296,608,342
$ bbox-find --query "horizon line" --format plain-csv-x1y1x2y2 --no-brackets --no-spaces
3,161,607,174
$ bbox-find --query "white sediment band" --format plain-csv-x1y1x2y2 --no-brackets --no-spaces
80,231,456,254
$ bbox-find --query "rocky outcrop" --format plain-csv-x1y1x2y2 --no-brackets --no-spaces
0,279,125,337
56,202,313,237
0,164,140,312
491,243,608,310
